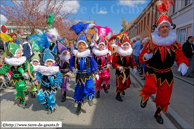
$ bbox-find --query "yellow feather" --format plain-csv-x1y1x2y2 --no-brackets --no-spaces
0,33,13,42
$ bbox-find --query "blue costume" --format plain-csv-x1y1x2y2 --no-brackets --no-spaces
23,41,32,58
35,48,62,113
69,24,98,115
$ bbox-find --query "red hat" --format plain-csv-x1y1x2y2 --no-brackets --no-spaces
153,0,176,31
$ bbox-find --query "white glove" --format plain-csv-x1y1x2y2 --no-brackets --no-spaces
73,69,78,75
95,74,99,80
178,63,188,75
0,76,5,81
22,73,29,79
144,53,153,60
67,72,72,77
133,69,137,74
119,67,124,71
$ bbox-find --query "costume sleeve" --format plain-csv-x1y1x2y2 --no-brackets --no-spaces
0,63,10,76
54,71,63,87
111,53,122,70
35,72,42,84
24,61,33,75
138,42,150,64
107,53,111,64
130,54,137,69
69,54,75,71
90,56,98,75
175,42,189,67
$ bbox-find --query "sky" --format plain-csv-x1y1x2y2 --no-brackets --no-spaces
1,0,150,34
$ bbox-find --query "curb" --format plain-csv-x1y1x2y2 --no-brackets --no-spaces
173,75,194,85
130,71,192,129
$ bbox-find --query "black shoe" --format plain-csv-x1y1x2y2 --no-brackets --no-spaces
24,91,29,96
76,103,82,115
103,85,108,93
107,84,110,89
61,92,66,102
88,95,93,106
96,90,100,98
19,100,27,107
115,93,123,102
122,91,125,95
47,108,55,114
154,113,163,124
140,98,148,108
31,93,35,98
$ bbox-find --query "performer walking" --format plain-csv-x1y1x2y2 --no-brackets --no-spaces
138,0,189,124
35,49,63,114
111,32,137,102
70,22,98,115
56,42,72,102
92,26,112,98
0,42,33,107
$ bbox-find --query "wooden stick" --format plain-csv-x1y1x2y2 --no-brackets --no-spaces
146,25,154,51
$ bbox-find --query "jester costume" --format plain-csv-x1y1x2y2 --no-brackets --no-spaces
0,43,33,106
28,51,41,98
92,26,113,98
111,33,137,102
70,24,98,115
55,42,72,102
138,0,189,124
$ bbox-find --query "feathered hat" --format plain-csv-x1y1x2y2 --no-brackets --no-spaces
94,25,113,50
109,32,130,47
70,22,91,48
28,51,41,64
153,0,176,31
28,30,50,52
46,28,60,43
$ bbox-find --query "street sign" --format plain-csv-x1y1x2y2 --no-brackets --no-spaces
1,25,7,33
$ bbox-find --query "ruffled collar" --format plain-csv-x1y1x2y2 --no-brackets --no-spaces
4,56,26,66
32,65,40,72
59,51,70,61
117,46,133,56
92,47,109,56
72,49,91,58
37,66,59,76
152,31,177,46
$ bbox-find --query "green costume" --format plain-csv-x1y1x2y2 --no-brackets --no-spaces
0,43,33,105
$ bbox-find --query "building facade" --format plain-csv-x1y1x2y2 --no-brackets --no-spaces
169,0,194,46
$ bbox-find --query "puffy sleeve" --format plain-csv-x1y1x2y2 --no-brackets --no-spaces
69,54,75,71
54,71,63,87
138,41,150,64
130,54,137,69
174,42,189,67
90,56,98,75
35,72,42,84
111,53,122,70
0,63,10,76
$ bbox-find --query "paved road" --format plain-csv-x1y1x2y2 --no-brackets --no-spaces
0,69,176,128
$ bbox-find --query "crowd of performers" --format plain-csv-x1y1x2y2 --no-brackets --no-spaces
0,1,190,124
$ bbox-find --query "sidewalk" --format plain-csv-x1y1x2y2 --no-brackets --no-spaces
171,65,194,85
131,69,193,129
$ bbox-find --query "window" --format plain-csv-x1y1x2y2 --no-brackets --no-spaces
155,6,158,23
147,13,150,27
187,27,191,38
185,0,191,6
173,0,176,13
141,20,143,32
144,17,146,30
180,29,186,45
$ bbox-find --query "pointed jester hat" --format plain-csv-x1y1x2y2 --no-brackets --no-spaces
41,48,59,65
7,43,23,57
27,51,41,64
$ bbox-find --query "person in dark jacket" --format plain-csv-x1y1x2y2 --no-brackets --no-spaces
23,36,32,58
182,36,194,60
182,36,194,77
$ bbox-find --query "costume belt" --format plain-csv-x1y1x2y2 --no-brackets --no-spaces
12,74,23,78
146,64,171,73
123,66,130,69
60,69,70,73
41,80,51,88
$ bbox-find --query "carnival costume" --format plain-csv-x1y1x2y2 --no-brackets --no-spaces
0,42,33,107
111,32,137,102
55,42,72,102
70,22,98,115
138,0,189,124
35,48,62,113
92,26,113,98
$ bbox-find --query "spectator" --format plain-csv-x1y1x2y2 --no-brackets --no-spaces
182,36,194,60
182,36,194,77
132,36,142,71
7,33,23,50
130,39,136,46
16,28,24,45
23,36,32,58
